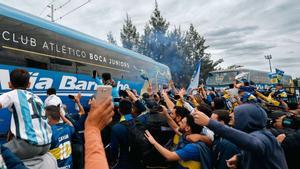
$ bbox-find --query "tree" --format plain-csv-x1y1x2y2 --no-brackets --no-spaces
139,24,152,56
107,31,117,45
183,24,222,82
146,0,169,61
164,27,186,85
120,14,139,51
118,1,223,86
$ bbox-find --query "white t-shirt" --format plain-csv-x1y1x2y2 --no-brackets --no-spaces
0,89,52,145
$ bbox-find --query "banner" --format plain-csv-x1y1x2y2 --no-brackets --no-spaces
269,68,285,84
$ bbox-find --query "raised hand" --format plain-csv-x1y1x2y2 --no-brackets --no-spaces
85,97,114,131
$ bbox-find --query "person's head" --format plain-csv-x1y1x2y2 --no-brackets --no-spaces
9,68,30,90
196,104,212,117
46,88,56,96
145,98,161,112
268,111,286,129
118,99,132,115
211,110,230,125
102,73,111,81
193,94,204,105
153,93,161,102
238,89,245,97
275,83,283,90
45,105,61,125
171,106,190,123
233,104,268,133
229,84,234,89
102,73,116,87
244,81,249,86
142,93,150,99
213,97,226,110
179,114,203,135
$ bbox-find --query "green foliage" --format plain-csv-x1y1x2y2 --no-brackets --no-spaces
118,1,223,86
107,31,117,45
120,14,139,51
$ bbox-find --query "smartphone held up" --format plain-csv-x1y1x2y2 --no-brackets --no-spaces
96,85,112,103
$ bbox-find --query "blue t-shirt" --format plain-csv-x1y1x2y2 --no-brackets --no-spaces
49,123,75,169
240,86,256,94
241,92,257,103
175,137,202,169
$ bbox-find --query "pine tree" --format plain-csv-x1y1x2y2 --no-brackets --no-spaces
147,0,169,61
164,27,186,85
139,24,152,56
120,14,139,51
107,31,117,45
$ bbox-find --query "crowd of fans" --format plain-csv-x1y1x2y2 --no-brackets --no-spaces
0,68,300,169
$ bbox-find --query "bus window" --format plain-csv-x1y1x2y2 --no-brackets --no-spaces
26,59,48,70
76,62,94,75
50,58,75,73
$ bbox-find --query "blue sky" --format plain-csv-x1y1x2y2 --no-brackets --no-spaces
2,0,300,77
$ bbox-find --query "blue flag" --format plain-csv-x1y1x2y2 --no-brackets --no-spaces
275,68,284,76
187,62,201,94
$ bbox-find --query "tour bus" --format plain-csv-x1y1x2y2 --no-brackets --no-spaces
0,4,171,136
206,68,293,90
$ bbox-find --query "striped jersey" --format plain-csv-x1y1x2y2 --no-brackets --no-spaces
0,89,52,145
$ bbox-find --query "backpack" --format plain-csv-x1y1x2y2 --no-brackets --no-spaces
121,120,155,167
121,116,172,168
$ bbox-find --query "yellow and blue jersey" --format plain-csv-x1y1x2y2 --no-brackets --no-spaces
175,136,212,169
49,123,74,169
274,89,288,101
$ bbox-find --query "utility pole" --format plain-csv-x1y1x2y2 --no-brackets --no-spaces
50,4,54,22
264,54,272,73
45,0,90,22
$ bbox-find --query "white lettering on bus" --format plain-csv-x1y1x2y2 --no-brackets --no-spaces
59,76,98,90
2,31,10,41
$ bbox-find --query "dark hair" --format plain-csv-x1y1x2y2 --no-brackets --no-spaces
229,84,234,89
186,114,203,134
212,110,230,125
47,88,56,95
119,99,132,115
213,97,226,110
142,93,150,99
175,106,190,119
276,83,283,87
238,89,245,94
10,69,30,89
244,81,249,86
197,104,212,117
45,105,60,121
102,73,111,81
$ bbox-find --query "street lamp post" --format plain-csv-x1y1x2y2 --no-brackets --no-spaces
264,54,272,72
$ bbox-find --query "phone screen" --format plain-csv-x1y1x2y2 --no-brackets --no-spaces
96,85,112,103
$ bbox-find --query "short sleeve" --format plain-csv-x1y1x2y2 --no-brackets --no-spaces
175,143,200,161
0,92,13,109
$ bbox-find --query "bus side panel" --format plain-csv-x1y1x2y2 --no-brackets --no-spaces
0,64,146,139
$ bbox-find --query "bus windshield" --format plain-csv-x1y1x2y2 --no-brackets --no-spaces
206,71,238,86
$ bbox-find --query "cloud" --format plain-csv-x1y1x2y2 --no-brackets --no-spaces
206,26,258,37
1,0,300,77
